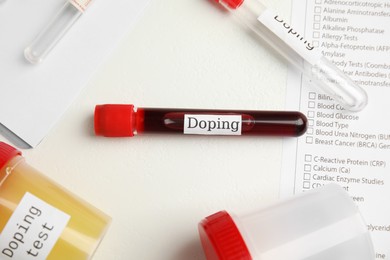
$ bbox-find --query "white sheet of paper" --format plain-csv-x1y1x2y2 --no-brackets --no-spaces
282,0,390,256
0,0,151,148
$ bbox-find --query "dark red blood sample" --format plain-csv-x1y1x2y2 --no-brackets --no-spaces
136,108,307,137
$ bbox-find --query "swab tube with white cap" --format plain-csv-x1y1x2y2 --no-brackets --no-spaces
24,0,93,64
213,0,368,111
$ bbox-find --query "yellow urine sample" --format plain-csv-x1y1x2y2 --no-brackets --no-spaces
0,156,111,260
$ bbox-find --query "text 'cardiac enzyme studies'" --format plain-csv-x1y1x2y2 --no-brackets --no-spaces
281,0,390,258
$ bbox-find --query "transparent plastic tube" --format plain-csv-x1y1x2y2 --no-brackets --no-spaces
214,0,368,111
24,0,92,64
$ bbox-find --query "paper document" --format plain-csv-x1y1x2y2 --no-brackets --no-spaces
282,0,390,257
0,0,151,148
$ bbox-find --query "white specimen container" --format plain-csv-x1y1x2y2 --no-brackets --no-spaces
199,184,374,260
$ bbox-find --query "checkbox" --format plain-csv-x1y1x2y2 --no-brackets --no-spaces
308,119,314,127
305,154,312,162
306,136,313,144
303,181,311,189
315,0,322,4
304,173,311,180
313,23,321,30
308,111,315,118
308,101,316,108
314,6,322,13
313,31,320,38
307,127,314,135
309,92,316,100
304,164,312,172
314,15,321,22
313,41,320,47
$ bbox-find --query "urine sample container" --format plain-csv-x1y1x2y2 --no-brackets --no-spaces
0,142,111,259
199,184,375,260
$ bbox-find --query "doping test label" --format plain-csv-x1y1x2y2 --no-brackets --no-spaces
281,0,390,258
184,114,242,135
0,192,70,259
258,9,322,66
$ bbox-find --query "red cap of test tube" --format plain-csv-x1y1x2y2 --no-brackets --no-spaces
214,0,244,8
0,142,21,171
94,104,135,137
198,211,252,260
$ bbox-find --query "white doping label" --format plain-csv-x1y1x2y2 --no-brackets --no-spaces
258,9,322,66
184,114,242,135
69,0,93,12
0,192,70,260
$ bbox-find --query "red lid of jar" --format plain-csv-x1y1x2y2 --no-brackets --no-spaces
0,142,21,171
198,211,252,260
94,104,135,137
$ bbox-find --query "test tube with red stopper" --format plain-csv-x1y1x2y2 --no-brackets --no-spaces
212,0,368,111
94,104,307,137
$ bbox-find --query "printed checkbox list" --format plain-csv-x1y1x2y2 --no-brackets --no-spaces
303,154,313,190
283,0,390,254
312,3,322,47
306,92,316,144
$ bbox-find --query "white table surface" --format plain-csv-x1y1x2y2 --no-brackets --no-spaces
1,0,293,259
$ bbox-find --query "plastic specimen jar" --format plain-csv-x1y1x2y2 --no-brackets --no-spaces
199,184,375,260
0,142,111,259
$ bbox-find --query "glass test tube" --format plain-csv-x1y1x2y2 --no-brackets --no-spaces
94,104,308,137
24,0,93,64
213,0,368,111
